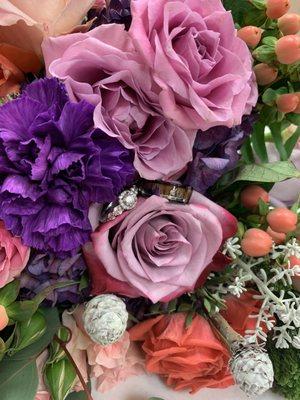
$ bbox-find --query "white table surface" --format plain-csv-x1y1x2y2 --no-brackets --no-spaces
93,374,284,400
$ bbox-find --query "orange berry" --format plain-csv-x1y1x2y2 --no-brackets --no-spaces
293,93,300,114
254,63,278,86
237,26,263,48
266,0,290,19
276,93,299,113
241,185,270,209
241,228,273,257
278,13,300,35
275,35,300,64
267,208,298,233
266,226,286,244
0,305,8,331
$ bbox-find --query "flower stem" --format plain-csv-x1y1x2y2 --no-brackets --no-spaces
54,335,93,400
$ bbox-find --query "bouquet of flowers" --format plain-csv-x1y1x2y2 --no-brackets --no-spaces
0,0,299,399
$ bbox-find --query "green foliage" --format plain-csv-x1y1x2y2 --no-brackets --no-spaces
267,338,300,400
0,281,20,307
0,308,60,400
222,0,266,27
66,391,88,400
235,161,300,183
45,358,77,400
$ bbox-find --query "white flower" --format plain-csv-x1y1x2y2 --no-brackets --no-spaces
276,239,300,260
228,277,247,297
292,334,300,349
222,237,242,259
83,294,128,346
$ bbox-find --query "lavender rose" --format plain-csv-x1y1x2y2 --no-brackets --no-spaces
0,78,135,257
90,192,237,303
129,0,258,131
43,24,196,180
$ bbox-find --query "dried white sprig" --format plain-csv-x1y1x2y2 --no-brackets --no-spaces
223,237,242,259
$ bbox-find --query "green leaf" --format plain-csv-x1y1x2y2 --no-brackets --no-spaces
6,300,38,322
222,0,266,26
167,299,177,313
185,312,194,328
0,280,20,307
177,303,192,312
251,122,268,163
270,123,288,161
48,327,71,364
286,113,300,126
0,309,60,400
45,358,77,400
284,127,300,158
10,311,46,355
258,198,270,216
79,272,89,291
203,298,211,313
235,161,300,183
241,137,255,164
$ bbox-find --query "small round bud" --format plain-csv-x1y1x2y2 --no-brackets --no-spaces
237,26,263,48
275,35,300,64
267,208,298,233
241,185,269,209
278,13,300,35
241,228,273,257
230,343,274,396
266,226,286,244
254,63,278,85
83,294,128,346
293,93,300,114
276,93,299,113
0,305,9,331
266,0,290,19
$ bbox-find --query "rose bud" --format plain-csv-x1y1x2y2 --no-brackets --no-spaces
266,0,290,19
276,93,299,113
278,13,300,35
241,185,270,209
241,228,273,257
254,63,278,85
266,226,286,244
275,35,300,64
267,208,298,233
237,26,263,48
0,305,9,331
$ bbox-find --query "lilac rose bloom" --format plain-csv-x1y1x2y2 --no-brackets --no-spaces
129,0,258,131
43,24,196,181
0,78,135,257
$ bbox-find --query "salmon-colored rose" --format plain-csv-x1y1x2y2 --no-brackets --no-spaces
0,220,30,287
0,43,42,98
221,290,270,336
0,0,96,59
130,313,234,394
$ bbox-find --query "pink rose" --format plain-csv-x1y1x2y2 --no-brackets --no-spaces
43,25,196,180
89,191,237,303
0,221,30,288
0,0,96,58
129,0,258,131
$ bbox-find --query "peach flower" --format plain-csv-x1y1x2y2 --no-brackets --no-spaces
64,307,145,393
0,0,96,58
35,351,50,400
0,221,30,288
130,313,234,394
0,43,42,98
221,290,272,336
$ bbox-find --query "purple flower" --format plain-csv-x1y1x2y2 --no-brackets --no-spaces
184,115,256,194
20,252,88,306
88,0,132,30
0,78,135,257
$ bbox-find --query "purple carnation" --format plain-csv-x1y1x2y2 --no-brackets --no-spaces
88,0,131,30
184,115,257,194
20,252,88,306
0,78,135,257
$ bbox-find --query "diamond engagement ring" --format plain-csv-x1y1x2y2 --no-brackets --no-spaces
102,186,138,222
